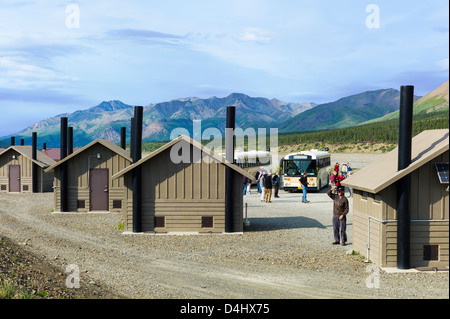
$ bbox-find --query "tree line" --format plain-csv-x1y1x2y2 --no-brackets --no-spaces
277,110,448,146
139,110,448,150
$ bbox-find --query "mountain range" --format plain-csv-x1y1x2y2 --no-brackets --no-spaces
1,93,315,148
2,83,447,148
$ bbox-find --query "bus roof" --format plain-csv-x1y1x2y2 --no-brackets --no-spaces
216,150,271,159
235,150,271,158
283,149,330,159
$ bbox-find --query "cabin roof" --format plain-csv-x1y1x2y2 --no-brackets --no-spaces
44,139,132,172
112,135,254,180
0,145,57,168
341,129,449,193
40,148,80,161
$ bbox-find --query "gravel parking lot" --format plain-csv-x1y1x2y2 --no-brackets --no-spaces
0,154,448,299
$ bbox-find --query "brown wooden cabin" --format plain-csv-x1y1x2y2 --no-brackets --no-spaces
0,146,56,193
45,139,132,213
342,129,449,269
112,135,254,234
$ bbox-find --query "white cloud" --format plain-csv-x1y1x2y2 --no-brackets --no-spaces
237,28,271,44
436,58,449,71
0,56,77,88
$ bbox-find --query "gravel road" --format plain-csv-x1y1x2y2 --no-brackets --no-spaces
0,153,448,299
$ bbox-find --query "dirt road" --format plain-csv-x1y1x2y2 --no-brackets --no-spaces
0,153,448,300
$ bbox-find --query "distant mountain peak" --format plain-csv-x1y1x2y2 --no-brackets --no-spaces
90,100,133,112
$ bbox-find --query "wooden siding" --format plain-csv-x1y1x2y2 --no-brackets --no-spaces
124,142,244,233
352,192,384,266
410,152,449,220
0,149,51,193
352,150,449,268
52,142,130,212
383,220,449,268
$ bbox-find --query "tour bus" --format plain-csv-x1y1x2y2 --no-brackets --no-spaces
280,149,331,191
234,150,273,184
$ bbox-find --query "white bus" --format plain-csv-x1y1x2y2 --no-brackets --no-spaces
280,149,331,191
234,150,273,184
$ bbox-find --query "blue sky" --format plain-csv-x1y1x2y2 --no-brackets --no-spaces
0,0,448,136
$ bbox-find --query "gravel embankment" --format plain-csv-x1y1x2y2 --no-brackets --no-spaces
0,187,448,299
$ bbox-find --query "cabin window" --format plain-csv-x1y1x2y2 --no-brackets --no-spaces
154,216,165,228
113,200,122,209
423,245,439,261
77,200,85,209
202,216,214,228
1,185,7,191
23,185,29,191
362,192,368,200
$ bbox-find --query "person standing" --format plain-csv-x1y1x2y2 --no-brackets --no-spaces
273,171,280,198
243,175,248,196
327,185,349,246
264,172,273,203
260,171,266,202
334,162,339,173
347,169,353,197
246,178,252,194
243,176,251,196
255,169,262,194
336,171,345,188
299,172,309,203
330,171,337,187
341,163,348,178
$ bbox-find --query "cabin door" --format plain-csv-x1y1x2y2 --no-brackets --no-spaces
90,169,109,211
9,165,21,192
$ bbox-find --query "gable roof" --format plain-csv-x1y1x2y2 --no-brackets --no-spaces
41,148,81,161
342,129,449,193
45,139,132,172
112,135,254,180
0,145,57,168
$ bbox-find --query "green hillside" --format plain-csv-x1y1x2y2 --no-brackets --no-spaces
280,88,421,133
277,110,448,147
362,80,449,125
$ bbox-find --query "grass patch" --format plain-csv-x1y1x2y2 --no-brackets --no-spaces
0,280,36,299
116,219,124,231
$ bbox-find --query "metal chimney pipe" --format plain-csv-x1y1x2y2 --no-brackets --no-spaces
60,117,68,160
11,137,15,146
32,132,38,193
397,85,414,269
398,86,414,171
132,107,143,233
225,106,236,233
60,117,68,212
68,127,73,155
43,143,47,151
120,127,126,150
130,117,135,159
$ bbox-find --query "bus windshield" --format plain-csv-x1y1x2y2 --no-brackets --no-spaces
283,160,316,176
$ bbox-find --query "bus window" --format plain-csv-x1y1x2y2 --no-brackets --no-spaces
283,160,316,176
